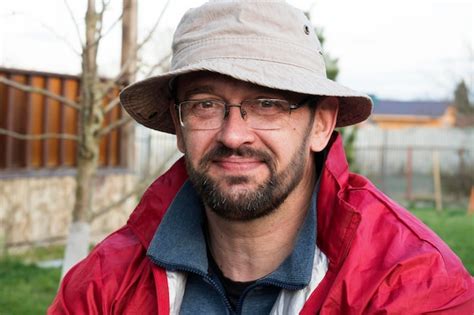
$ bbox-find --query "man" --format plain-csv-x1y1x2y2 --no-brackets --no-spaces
49,1,474,314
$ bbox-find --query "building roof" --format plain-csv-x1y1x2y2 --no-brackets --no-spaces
372,99,449,117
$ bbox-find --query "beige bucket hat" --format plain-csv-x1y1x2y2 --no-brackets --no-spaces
120,0,373,134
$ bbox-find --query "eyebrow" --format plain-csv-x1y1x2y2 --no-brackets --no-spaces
182,86,217,99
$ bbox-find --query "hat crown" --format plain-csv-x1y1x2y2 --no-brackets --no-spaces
171,1,326,77
119,0,373,134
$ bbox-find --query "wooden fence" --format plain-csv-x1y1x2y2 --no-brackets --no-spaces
0,68,126,173
354,126,474,208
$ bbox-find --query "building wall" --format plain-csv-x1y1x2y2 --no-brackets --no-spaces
0,126,182,253
0,172,138,252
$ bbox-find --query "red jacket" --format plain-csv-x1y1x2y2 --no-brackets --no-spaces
49,134,474,314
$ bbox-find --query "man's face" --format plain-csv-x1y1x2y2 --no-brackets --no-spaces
173,72,318,221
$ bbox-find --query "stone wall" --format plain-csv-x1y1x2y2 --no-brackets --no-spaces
0,172,138,252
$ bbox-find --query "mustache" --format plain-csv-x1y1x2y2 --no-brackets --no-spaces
199,144,274,169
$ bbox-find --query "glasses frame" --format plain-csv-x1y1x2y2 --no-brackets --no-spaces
174,96,319,130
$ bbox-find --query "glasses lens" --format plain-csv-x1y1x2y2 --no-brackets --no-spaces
178,99,293,130
180,100,224,130
243,99,291,129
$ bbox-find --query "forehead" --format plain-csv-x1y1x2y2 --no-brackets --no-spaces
174,71,305,100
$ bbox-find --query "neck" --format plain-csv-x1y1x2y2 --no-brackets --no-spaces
205,168,316,282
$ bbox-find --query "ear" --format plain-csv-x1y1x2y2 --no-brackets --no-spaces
309,97,339,152
170,103,186,153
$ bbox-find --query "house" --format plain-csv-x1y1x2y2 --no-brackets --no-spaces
367,98,456,129
354,97,472,208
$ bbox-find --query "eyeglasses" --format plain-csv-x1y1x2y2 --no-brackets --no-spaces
175,98,315,130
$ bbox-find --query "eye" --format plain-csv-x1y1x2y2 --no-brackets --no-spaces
194,100,216,109
186,100,223,118
243,99,288,117
256,99,287,111
260,99,277,108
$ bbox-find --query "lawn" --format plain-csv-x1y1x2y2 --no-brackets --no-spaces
0,209,472,314
0,258,60,314
0,246,62,315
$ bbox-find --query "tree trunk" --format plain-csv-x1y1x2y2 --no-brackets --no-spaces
61,0,102,278
121,0,137,85
61,0,139,279
120,0,137,176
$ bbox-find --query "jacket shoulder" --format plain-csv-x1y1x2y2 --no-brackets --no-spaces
334,172,474,313
346,172,462,265
48,226,159,314
48,160,189,314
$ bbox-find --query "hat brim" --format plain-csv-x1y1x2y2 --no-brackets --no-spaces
119,58,373,134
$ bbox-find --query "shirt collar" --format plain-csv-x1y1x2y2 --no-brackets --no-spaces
147,180,318,288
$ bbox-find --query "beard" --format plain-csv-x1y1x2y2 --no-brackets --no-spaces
185,135,310,221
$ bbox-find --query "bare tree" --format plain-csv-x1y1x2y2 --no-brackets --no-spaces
0,0,173,277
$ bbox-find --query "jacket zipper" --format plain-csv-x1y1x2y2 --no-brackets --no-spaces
235,279,304,314
149,257,234,313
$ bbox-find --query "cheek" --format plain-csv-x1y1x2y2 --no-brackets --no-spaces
256,131,303,165
181,131,216,162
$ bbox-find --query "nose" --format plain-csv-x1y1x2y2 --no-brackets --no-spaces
216,106,255,149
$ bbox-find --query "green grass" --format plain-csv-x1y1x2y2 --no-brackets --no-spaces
0,258,60,315
0,210,472,314
9,245,65,265
410,208,474,274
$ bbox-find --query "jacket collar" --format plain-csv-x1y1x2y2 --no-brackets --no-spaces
316,133,361,268
127,158,188,248
146,180,318,288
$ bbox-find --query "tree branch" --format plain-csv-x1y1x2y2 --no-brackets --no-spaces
92,0,122,46
88,0,171,114
0,128,79,141
39,21,82,56
89,151,179,221
99,50,171,110
94,0,115,44
63,0,84,48
95,12,123,45
97,116,132,137
99,50,171,115
104,96,121,113
0,77,81,110
137,0,171,50
95,0,108,45
95,1,170,102
142,51,172,77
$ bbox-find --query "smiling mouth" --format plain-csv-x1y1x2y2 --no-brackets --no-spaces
213,157,266,172
199,144,275,176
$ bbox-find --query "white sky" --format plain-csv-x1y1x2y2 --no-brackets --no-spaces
0,0,472,101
